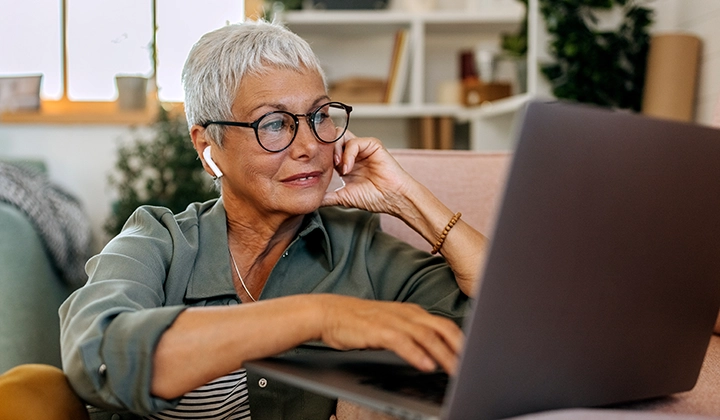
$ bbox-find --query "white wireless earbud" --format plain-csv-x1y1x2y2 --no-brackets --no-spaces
203,146,224,179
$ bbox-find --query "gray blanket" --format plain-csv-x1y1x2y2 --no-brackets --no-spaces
0,162,92,289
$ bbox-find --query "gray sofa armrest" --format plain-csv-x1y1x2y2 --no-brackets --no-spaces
0,202,72,373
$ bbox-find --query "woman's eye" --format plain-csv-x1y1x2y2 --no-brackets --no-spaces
259,116,287,132
313,111,330,125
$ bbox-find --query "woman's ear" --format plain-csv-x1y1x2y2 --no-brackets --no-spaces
190,125,223,179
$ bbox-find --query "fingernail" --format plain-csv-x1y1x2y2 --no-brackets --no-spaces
342,164,348,175
334,154,340,166
422,357,436,371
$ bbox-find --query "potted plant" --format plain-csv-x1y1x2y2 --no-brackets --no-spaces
539,0,654,112
104,106,218,236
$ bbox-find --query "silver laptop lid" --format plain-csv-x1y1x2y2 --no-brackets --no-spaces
444,100,720,420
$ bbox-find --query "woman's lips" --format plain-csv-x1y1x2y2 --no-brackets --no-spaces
282,171,324,185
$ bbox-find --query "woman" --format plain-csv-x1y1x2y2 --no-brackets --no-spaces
60,19,487,419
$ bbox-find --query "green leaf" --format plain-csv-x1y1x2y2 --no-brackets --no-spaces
539,0,654,111
104,107,219,236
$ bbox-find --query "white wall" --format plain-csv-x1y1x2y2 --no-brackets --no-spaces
1,1,718,249
0,124,132,250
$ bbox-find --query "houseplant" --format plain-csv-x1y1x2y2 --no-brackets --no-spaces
539,0,653,111
501,0,528,58
501,0,529,92
104,106,218,236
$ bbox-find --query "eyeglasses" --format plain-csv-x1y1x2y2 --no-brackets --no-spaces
201,101,353,153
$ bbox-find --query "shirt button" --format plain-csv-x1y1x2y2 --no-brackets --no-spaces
98,364,107,377
282,252,289,258
258,377,268,388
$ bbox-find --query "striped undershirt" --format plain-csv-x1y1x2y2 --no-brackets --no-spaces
145,369,250,420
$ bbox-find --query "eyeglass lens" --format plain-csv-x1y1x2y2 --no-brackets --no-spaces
257,103,348,151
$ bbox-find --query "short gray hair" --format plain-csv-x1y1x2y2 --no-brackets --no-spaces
182,19,326,147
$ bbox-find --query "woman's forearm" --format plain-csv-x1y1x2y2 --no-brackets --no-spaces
151,293,465,400
394,180,488,297
151,295,321,399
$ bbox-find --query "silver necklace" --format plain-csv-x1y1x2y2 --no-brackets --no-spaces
229,249,257,302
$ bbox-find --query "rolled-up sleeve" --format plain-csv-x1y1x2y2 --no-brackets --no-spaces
59,207,195,413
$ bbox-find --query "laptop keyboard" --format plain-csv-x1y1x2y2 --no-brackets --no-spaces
359,370,449,404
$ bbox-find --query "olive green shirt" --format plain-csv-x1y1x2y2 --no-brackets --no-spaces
59,198,470,418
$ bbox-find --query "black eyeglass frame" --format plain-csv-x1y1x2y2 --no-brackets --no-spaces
201,101,353,153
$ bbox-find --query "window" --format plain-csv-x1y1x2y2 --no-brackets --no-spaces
156,0,245,102
0,0,63,99
67,0,153,101
0,0,244,108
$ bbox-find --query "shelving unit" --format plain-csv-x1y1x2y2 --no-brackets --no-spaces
282,0,547,150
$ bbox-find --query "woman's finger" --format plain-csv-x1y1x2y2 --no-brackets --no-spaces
321,297,463,375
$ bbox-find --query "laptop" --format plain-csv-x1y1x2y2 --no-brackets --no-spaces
245,100,720,420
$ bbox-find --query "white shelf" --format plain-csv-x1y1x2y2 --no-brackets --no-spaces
283,9,523,37
349,94,531,120
282,1,543,150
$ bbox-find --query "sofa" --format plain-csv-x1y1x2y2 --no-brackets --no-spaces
0,159,82,374
0,201,71,373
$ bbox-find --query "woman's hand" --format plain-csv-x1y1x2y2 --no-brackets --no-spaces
324,131,487,297
318,295,463,375
322,132,414,217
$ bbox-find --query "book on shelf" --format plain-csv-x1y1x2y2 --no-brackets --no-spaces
414,116,454,150
383,29,411,104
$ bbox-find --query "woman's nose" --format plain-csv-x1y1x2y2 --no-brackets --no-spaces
291,116,320,153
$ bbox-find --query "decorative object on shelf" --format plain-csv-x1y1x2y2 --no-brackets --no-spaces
641,33,701,122
476,49,497,84
462,82,512,106
104,106,218,236
540,0,654,112
115,75,148,111
0,75,42,112
329,77,386,103
459,50,511,107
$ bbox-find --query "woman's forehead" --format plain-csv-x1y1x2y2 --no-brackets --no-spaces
233,67,327,113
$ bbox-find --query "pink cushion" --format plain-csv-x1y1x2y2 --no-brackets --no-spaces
381,149,511,250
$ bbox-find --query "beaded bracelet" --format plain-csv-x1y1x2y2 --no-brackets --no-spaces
431,212,462,254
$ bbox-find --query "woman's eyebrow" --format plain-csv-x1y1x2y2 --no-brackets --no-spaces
248,96,332,114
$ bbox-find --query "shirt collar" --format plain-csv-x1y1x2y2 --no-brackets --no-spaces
184,198,334,301
297,210,334,267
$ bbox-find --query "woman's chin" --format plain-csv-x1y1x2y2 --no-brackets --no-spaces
286,192,326,215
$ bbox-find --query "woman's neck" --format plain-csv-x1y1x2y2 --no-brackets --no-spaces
223,197,306,300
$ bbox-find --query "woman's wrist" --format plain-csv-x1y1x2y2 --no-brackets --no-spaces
394,180,457,249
